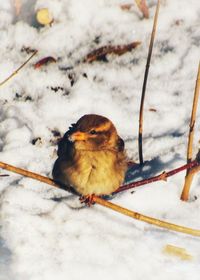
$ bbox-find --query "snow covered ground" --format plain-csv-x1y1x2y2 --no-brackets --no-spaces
0,0,200,279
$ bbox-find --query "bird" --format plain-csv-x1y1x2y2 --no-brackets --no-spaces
52,114,127,205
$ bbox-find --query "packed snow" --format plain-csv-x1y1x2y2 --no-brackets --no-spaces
0,0,200,279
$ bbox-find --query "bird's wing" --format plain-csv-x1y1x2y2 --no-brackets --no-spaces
116,136,125,152
52,127,77,193
57,124,76,158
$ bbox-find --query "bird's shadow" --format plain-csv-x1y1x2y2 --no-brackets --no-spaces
124,154,182,184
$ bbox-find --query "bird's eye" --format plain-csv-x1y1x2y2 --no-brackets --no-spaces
90,130,97,135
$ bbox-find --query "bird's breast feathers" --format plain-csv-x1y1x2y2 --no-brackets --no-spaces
64,149,127,195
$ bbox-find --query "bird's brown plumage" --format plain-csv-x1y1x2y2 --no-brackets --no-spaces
52,114,127,196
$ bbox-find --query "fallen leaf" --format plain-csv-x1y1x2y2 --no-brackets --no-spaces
34,56,57,69
135,0,149,18
163,244,193,261
120,4,133,11
84,41,141,63
149,108,157,112
36,8,53,25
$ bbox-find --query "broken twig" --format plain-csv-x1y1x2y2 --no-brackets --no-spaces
138,0,160,165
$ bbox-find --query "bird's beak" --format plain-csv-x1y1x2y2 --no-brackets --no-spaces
69,131,88,142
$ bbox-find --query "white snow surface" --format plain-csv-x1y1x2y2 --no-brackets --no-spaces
0,0,200,279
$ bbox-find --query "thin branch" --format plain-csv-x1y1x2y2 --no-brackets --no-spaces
0,161,56,187
181,62,200,201
0,161,200,237
0,50,38,87
114,160,199,194
138,0,160,165
93,196,200,237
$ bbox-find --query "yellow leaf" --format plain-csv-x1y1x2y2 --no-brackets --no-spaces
36,8,53,25
163,244,193,261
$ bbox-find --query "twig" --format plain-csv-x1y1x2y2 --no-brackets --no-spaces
0,161,200,237
114,160,199,194
138,0,160,165
0,161,56,187
0,50,38,87
181,62,200,201
93,196,200,237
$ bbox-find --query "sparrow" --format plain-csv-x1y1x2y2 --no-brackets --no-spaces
52,114,127,204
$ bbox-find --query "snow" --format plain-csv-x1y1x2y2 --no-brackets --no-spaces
0,0,200,279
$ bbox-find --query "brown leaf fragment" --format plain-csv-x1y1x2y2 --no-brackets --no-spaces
34,56,57,69
84,41,141,63
135,0,149,18
120,4,133,11
149,108,157,112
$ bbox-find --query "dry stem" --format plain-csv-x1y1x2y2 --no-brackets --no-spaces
0,50,38,87
0,161,56,188
138,0,160,165
0,161,200,237
181,62,200,201
93,196,200,237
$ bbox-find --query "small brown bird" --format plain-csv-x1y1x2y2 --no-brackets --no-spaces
52,114,127,204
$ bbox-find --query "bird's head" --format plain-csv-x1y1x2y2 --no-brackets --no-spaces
67,114,123,151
